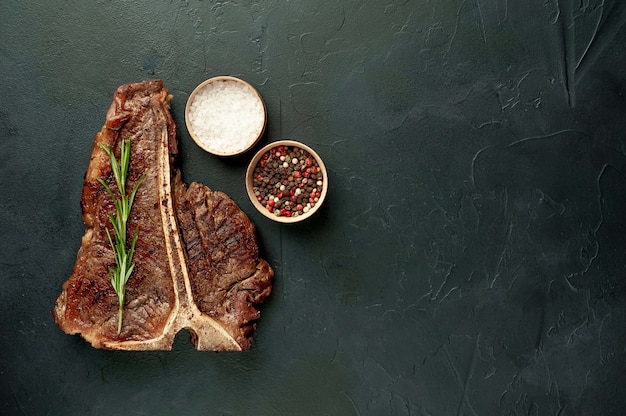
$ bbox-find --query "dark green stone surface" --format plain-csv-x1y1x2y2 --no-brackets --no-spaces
2,1,626,414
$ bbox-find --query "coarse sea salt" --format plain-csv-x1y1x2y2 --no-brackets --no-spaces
187,79,265,155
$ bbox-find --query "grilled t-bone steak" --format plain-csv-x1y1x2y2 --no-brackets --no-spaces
53,80,273,351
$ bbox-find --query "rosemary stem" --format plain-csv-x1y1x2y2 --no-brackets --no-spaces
118,298,124,335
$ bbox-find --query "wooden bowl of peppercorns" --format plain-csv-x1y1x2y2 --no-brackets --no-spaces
246,140,328,223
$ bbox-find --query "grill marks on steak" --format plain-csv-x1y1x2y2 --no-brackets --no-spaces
53,80,273,351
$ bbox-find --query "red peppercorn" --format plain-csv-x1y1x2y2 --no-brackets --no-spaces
303,171,310,178
268,199,275,207
296,203,303,211
256,173,264,181
293,171,301,178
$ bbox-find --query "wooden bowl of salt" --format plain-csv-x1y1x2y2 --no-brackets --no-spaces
185,76,267,156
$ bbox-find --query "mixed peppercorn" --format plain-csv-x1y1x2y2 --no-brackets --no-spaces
251,145,324,218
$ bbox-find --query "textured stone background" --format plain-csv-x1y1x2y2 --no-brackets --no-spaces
1,1,625,414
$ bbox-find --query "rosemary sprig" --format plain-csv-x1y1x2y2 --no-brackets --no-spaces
97,138,145,335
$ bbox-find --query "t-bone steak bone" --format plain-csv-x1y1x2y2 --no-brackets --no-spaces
53,80,273,351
